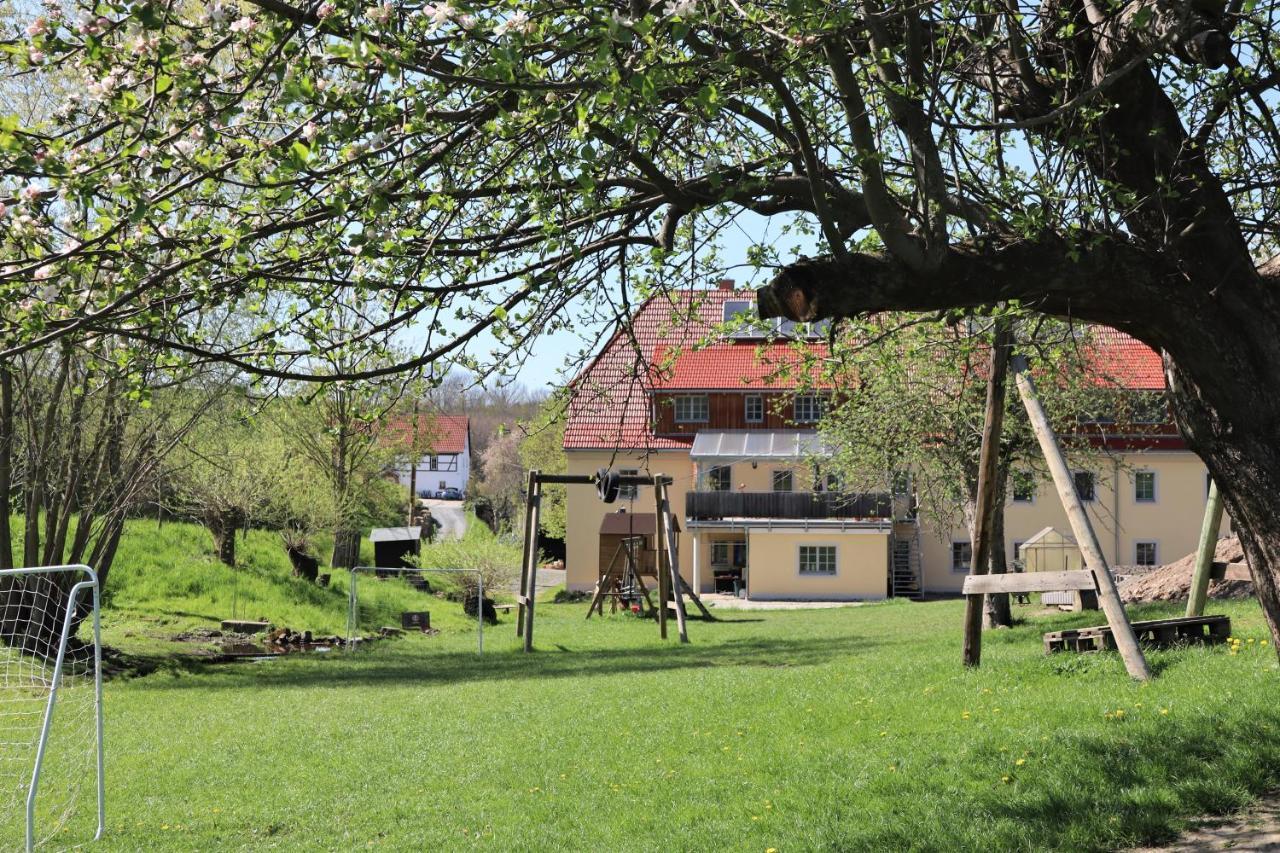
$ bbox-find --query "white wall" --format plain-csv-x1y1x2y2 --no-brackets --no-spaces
392,449,471,495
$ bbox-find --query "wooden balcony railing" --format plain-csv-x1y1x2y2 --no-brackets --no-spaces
685,490,893,521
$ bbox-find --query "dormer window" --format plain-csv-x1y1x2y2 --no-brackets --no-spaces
723,300,764,338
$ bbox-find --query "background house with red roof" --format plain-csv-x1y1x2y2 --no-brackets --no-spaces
563,282,1229,601
384,413,472,497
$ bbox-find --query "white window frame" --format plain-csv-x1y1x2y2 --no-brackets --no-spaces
1135,540,1159,566
711,540,746,568
744,394,764,423
1073,470,1096,503
618,468,639,500
794,394,827,424
674,394,709,423
1133,470,1157,503
772,469,794,492
951,540,973,573
797,544,837,576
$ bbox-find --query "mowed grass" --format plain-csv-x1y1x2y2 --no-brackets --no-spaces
80,594,1278,851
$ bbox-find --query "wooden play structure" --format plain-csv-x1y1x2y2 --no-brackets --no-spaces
962,344,1152,679
516,469,710,653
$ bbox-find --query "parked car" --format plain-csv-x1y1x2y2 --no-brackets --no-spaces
441,487,464,501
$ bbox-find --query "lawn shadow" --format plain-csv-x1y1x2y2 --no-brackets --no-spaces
141,631,883,693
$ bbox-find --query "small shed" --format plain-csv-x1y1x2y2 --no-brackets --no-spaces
370,526,423,569
598,512,680,579
1021,526,1084,574
1021,526,1092,608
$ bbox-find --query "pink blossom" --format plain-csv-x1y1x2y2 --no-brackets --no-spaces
34,265,53,281
28,49,45,64
317,2,336,18
368,4,394,24
229,16,257,33
495,10,533,37
26,17,49,37
20,185,40,202
0,203,7,218
302,121,320,141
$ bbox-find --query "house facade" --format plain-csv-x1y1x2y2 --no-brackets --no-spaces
386,414,472,496
563,284,1230,601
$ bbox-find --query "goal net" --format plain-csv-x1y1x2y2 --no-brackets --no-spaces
0,566,103,851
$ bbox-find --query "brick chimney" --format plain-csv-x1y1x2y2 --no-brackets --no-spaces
716,278,735,291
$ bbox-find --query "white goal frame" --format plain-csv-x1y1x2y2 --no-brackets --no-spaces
346,567,485,654
0,564,104,852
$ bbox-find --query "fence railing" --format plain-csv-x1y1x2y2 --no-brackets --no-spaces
685,490,893,521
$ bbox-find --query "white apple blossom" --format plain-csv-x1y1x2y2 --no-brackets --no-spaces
368,4,394,24
26,17,49,37
609,9,633,27
229,16,257,33
172,139,197,157
20,185,40,202
302,122,320,141
39,284,59,301
28,49,46,64
317,2,336,18
420,2,454,30
495,10,533,36
34,265,53,281
664,0,696,16
456,12,476,28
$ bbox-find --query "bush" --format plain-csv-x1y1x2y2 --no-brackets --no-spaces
410,518,520,601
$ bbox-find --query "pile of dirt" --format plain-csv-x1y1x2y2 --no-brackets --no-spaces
1119,536,1254,604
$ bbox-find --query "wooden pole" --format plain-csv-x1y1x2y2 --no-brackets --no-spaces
655,481,669,640
407,400,419,527
1187,479,1225,617
516,469,537,639
523,477,542,653
1012,360,1152,681
963,322,1013,668
657,477,689,643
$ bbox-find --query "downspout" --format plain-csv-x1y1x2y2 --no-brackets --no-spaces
1112,457,1121,565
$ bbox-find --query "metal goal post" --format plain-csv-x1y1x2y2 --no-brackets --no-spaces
0,564,104,852
346,567,485,654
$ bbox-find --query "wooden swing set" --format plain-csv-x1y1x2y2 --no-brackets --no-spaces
515,469,710,653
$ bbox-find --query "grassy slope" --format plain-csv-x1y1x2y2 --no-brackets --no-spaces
81,594,1279,851
100,517,508,652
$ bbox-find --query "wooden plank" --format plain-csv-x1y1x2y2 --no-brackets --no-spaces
1043,615,1231,654
515,469,537,640
963,570,1096,595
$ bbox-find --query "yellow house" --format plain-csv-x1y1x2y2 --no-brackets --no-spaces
563,285,1229,601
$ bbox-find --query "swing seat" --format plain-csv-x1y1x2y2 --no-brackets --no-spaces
962,570,1096,595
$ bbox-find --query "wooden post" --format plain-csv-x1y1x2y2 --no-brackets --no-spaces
516,470,537,639
407,400,419,527
657,477,689,643
963,322,1013,668
1012,360,1152,681
1187,479,1225,618
655,480,669,640
523,477,542,653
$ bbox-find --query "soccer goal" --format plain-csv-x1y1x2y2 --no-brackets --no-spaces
345,567,485,654
0,565,104,852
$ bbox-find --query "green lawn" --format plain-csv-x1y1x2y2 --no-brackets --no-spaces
15,520,1280,851
70,598,1280,850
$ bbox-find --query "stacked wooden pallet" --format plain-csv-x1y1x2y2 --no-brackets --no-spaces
1043,615,1231,653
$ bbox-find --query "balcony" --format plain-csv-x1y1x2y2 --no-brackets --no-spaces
685,490,893,521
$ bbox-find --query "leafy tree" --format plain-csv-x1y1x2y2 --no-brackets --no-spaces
4,0,1280,645
168,397,283,566
818,315,1139,625
518,396,568,540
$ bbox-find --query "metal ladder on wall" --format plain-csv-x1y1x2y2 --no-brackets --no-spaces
890,522,925,600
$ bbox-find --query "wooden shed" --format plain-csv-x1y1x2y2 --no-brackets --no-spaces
369,526,423,570
597,512,679,579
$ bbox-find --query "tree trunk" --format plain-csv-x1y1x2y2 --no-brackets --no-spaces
205,509,242,567
331,528,360,570
984,474,1012,629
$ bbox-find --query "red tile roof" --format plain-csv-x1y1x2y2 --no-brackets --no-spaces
650,341,832,390
1086,326,1167,391
564,289,1170,451
383,414,470,454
